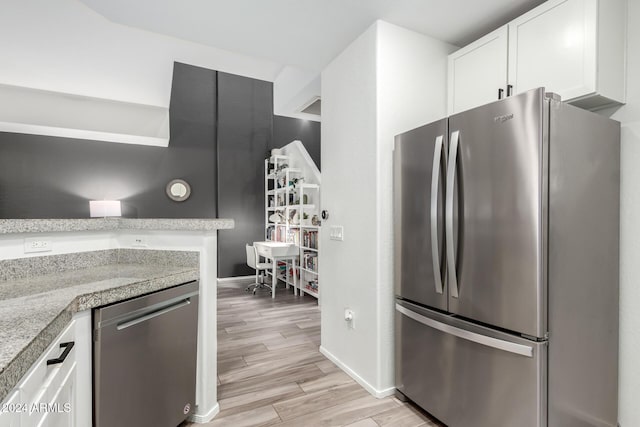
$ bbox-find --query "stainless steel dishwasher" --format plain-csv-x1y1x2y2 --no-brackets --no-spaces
93,281,199,427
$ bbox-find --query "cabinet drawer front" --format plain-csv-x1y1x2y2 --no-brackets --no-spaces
33,363,75,427
508,0,597,100
19,320,76,406
396,302,547,427
0,389,22,427
28,360,76,423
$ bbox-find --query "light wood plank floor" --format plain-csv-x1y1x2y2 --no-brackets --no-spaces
182,284,443,427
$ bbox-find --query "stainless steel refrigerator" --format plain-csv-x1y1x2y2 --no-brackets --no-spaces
393,88,619,427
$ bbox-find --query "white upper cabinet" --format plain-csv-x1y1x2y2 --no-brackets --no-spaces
448,26,509,115
448,0,626,114
508,0,597,102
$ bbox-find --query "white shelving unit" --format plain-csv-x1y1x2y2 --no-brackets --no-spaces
265,152,320,299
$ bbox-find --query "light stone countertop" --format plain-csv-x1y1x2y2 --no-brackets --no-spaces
0,253,200,403
0,218,234,234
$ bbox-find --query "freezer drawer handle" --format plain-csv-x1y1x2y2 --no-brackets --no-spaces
395,303,533,357
47,341,75,365
116,298,191,331
446,130,460,298
430,135,445,294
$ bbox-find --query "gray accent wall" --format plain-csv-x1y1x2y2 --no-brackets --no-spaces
216,72,273,277
0,62,217,219
273,115,321,170
0,62,320,278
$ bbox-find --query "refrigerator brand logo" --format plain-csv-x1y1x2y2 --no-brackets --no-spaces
494,113,514,124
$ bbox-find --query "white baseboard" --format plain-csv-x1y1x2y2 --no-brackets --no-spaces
188,402,220,424
319,346,395,399
217,275,255,288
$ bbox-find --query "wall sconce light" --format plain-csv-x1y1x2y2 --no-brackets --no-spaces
89,200,122,218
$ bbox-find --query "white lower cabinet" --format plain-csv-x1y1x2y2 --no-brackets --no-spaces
37,365,75,427
0,311,91,427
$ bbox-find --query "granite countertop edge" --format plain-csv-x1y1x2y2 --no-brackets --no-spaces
0,268,199,403
0,218,235,234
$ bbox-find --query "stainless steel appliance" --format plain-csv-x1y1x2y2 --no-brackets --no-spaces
94,281,199,427
394,88,620,427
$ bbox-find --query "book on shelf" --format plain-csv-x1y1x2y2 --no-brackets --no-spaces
305,279,318,292
285,228,300,245
302,229,318,249
303,252,318,271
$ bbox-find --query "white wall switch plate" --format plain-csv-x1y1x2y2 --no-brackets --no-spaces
24,238,52,253
329,226,344,241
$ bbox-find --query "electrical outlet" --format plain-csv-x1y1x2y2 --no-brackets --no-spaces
131,236,148,248
330,226,344,241
24,238,52,254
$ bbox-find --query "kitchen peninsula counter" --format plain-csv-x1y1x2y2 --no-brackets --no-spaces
0,249,199,402
0,218,232,421
0,218,234,234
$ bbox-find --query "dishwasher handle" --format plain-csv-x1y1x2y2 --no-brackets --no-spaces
116,298,192,331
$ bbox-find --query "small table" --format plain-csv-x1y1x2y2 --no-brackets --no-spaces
253,241,299,298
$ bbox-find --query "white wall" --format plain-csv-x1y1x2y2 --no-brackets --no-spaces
0,0,281,108
320,22,379,393
375,21,455,390
320,20,454,395
273,66,321,122
599,1,640,425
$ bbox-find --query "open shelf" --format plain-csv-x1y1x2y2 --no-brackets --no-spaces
299,183,319,189
301,287,319,298
265,147,320,299
267,186,296,195
266,270,297,286
299,267,318,275
269,154,289,164
267,168,303,180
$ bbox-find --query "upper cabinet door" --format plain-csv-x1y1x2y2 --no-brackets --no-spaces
508,0,597,101
448,0,625,111
508,0,625,109
447,26,508,115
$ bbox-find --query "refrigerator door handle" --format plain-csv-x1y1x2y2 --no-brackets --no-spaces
430,135,444,294
395,303,533,357
446,130,460,298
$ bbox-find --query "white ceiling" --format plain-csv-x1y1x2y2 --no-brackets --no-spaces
79,0,545,72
